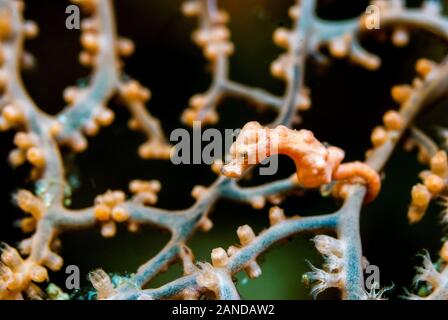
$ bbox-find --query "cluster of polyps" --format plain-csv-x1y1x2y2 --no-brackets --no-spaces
407,150,448,223
15,190,45,234
183,1,232,61
181,0,232,126
9,132,42,172
374,0,443,46
322,0,412,69
407,252,448,300
197,224,263,298
129,179,161,206
394,59,448,224
0,243,47,299
0,7,54,174
120,80,172,159
58,0,119,152
58,0,170,157
271,8,311,114
93,180,162,237
193,208,291,298
216,224,261,276
303,235,346,298
365,59,437,159
94,190,130,238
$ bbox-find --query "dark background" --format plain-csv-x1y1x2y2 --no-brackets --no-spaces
1,0,448,299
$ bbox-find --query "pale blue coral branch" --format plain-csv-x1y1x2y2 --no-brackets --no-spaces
220,177,300,204
56,0,119,140
336,186,366,300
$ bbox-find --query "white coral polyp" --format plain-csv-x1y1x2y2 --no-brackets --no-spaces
305,235,347,298
312,235,344,257
407,252,448,300
414,253,443,287
305,264,344,298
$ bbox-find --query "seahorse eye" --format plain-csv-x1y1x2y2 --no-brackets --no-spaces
238,150,249,161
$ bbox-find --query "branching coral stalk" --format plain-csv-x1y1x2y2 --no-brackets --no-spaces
1,0,448,301
0,0,171,299
180,0,284,126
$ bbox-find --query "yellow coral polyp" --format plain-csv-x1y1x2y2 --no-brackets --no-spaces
0,244,48,295
215,10,229,24
138,140,172,159
329,35,350,58
204,41,234,60
101,221,116,238
408,185,431,223
16,189,45,219
391,84,412,104
181,1,201,17
19,217,36,233
371,126,388,147
81,18,98,32
23,21,38,39
191,185,207,200
95,108,115,127
28,264,48,283
383,110,403,131
430,151,448,177
43,252,63,272
411,184,431,208
189,94,207,109
0,69,8,90
8,149,25,167
14,132,36,150
111,206,129,223
81,32,100,53
288,5,300,20
249,196,265,210
0,9,12,40
94,204,111,221
117,38,135,57
416,58,436,77
211,247,229,268
269,206,286,225
26,147,46,168
121,80,151,102
2,104,24,125
83,119,99,136
49,121,62,137
423,174,445,195
130,179,161,194
198,216,213,232
129,179,161,205
63,86,78,105
391,28,409,47
271,59,287,79
69,134,88,152
79,51,94,66
210,27,230,42
237,225,255,246
273,28,290,48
